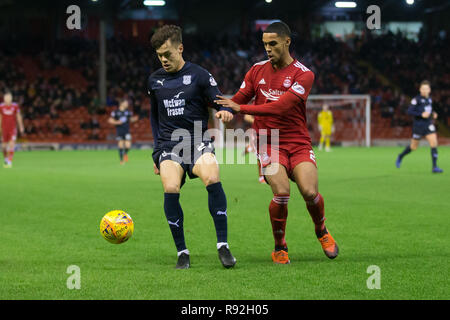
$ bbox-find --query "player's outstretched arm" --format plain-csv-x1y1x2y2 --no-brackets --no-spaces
215,91,301,116
215,71,313,116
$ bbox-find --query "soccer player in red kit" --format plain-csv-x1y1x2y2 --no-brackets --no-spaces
215,21,339,263
0,91,24,168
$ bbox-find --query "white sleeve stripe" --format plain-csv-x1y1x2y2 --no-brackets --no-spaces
253,60,270,66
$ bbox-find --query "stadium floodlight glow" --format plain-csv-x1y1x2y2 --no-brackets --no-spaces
406,0,414,5
143,0,166,6
335,1,357,8
265,0,273,3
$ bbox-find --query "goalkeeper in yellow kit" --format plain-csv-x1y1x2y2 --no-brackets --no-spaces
317,104,334,152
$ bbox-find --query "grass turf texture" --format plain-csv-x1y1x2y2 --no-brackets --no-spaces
0,147,449,300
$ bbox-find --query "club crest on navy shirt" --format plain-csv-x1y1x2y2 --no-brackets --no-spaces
183,75,191,85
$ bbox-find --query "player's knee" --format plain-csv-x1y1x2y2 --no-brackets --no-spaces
301,188,318,202
410,144,418,151
163,183,181,193
271,183,290,196
204,175,220,186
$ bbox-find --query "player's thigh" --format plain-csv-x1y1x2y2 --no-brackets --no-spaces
425,133,438,148
159,160,185,193
124,140,132,149
192,152,220,186
410,139,420,150
264,163,290,195
292,161,318,201
322,128,331,137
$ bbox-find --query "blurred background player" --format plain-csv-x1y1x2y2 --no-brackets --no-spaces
396,80,443,173
215,21,339,264
0,91,24,168
317,104,334,152
148,25,235,269
108,98,138,165
243,114,265,184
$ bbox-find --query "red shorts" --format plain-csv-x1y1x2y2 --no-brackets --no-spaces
257,142,317,180
2,128,17,143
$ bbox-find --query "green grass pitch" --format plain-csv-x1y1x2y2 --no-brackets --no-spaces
0,146,449,300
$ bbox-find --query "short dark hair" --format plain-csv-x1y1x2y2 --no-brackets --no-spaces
420,80,431,87
150,25,182,49
264,21,291,38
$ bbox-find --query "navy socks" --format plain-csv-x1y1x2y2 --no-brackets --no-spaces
206,182,228,244
164,193,186,252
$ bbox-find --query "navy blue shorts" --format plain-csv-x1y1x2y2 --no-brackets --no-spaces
116,129,131,141
412,122,436,140
152,140,215,187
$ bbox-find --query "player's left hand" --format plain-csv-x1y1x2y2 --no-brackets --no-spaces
432,112,438,119
215,110,233,123
153,163,160,175
214,95,241,112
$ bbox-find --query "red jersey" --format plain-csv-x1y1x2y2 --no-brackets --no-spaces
232,59,314,145
0,102,20,131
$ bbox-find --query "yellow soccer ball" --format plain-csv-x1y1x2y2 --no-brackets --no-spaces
100,210,134,244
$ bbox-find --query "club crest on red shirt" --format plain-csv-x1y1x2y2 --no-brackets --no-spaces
283,77,292,88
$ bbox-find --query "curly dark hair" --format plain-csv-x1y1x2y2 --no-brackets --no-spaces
150,25,182,49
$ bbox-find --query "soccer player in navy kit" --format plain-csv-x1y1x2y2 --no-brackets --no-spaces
396,80,443,173
108,98,138,165
148,25,236,269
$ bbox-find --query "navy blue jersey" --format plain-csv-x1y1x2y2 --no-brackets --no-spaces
407,95,433,125
148,61,231,148
110,109,133,132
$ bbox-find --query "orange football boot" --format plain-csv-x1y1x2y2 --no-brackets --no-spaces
124,154,129,162
317,228,339,259
272,249,290,264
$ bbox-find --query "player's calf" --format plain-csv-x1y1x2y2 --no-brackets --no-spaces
304,193,325,234
304,193,339,259
164,193,189,266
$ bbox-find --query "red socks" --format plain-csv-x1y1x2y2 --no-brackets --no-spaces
269,193,327,248
305,193,326,234
8,150,14,162
269,194,289,249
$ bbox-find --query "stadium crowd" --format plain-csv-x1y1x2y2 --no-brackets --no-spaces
0,28,449,142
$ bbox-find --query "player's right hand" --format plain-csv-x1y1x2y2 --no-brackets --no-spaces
422,111,431,118
215,110,234,123
153,163,160,175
